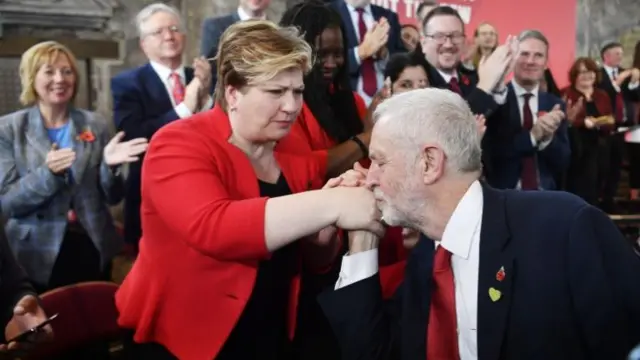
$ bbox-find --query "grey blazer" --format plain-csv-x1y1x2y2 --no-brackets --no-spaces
0,107,124,285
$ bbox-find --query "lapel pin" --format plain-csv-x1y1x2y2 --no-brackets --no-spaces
496,266,506,282
488,287,502,302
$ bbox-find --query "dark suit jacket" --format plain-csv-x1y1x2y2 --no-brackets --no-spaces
485,84,571,190
116,105,328,359
0,220,36,340
201,12,240,90
111,63,195,246
319,185,640,360
597,67,640,125
331,0,405,91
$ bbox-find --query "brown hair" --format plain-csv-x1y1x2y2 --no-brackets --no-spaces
213,20,313,111
568,57,601,86
19,41,79,106
472,22,498,69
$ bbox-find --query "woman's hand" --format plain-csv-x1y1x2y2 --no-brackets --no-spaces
45,143,75,174
584,117,595,129
103,132,149,166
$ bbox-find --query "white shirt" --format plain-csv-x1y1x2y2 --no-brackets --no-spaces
335,180,484,360
510,81,552,190
237,7,267,21
345,3,387,105
437,69,507,106
149,61,213,119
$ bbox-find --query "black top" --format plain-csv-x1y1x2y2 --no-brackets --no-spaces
216,174,297,360
585,100,600,118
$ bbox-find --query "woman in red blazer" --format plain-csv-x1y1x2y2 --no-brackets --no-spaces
115,21,384,360
561,57,614,205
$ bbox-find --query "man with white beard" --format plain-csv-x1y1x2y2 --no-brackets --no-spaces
319,88,640,360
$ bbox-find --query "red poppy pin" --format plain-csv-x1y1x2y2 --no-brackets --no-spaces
461,75,470,86
537,111,547,117
76,128,95,143
496,266,506,282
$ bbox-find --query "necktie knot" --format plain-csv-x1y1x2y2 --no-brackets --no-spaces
356,7,364,14
523,92,533,102
448,77,462,95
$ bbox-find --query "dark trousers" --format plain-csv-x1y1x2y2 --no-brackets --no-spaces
627,143,640,189
34,229,111,294
600,133,624,211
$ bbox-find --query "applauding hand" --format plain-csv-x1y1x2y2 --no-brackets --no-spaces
103,132,149,166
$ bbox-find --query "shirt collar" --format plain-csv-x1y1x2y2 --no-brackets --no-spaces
603,65,617,76
149,61,185,82
346,2,372,15
439,180,483,259
511,80,539,98
437,69,458,84
237,7,266,21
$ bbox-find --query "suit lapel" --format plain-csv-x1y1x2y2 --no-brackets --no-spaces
538,91,550,113
142,63,173,107
401,234,434,358
476,184,514,360
507,84,522,130
337,2,358,47
69,108,93,184
185,67,194,85
370,4,382,21
25,107,53,159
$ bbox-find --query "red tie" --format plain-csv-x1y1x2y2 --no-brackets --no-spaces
170,72,185,104
521,93,538,190
427,246,459,360
449,77,462,95
356,8,377,97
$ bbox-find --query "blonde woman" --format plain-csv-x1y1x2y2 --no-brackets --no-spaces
0,41,148,292
116,21,383,359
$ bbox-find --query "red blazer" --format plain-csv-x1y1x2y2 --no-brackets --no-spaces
116,106,328,359
290,93,408,293
560,86,614,131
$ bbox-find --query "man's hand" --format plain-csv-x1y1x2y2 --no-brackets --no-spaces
0,295,53,353
533,104,563,141
357,20,389,61
477,35,516,93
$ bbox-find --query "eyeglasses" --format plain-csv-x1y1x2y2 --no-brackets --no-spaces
144,25,182,38
424,32,466,45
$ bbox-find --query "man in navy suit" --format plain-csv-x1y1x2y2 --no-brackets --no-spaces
331,0,405,105
111,3,212,248
485,30,570,191
318,88,640,360
200,0,271,88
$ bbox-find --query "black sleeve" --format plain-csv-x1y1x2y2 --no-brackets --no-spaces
318,275,402,360
567,205,640,358
0,222,36,339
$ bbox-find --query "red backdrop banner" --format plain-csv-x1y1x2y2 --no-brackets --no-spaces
371,0,576,88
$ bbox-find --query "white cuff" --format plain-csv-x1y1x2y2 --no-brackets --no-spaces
334,249,379,290
175,103,193,119
628,81,639,91
353,46,362,65
493,91,508,105
538,138,552,150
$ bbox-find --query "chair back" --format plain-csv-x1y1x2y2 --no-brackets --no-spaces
27,281,124,359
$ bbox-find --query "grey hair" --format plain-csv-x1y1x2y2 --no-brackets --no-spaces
518,29,549,50
373,88,482,174
135,3,183,37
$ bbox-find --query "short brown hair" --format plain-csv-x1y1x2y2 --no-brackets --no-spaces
213,20,313,111
19,41,79,106
568,57,601,86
